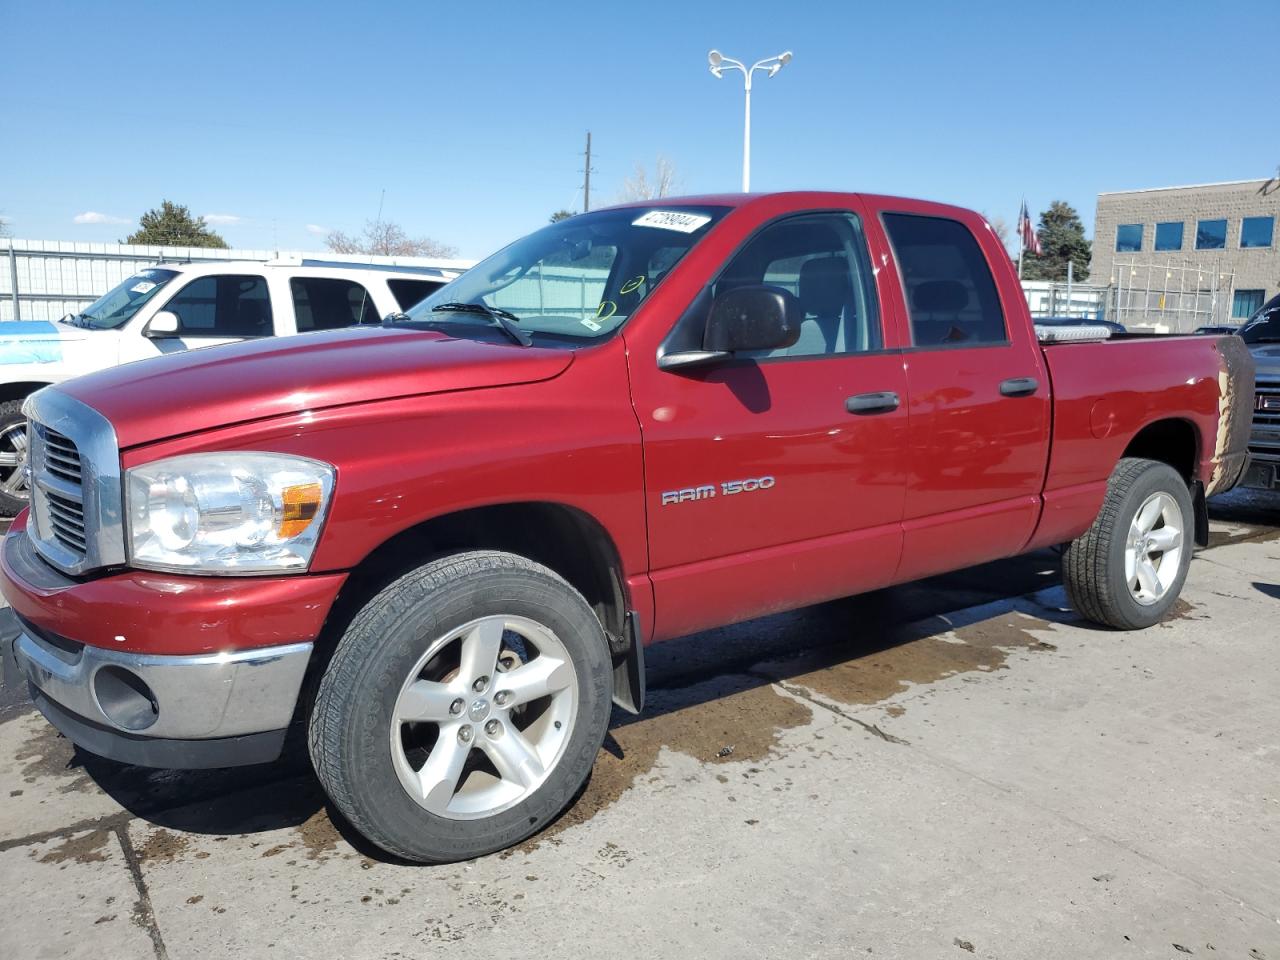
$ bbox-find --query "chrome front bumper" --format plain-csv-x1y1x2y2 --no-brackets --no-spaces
8,614,312,768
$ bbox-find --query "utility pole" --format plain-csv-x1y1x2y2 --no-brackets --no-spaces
583,132,592,213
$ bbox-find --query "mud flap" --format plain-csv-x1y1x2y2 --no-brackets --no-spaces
1191,481,1210,548
611,610,645,715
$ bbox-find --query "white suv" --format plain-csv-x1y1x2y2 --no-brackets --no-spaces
0,258,464,514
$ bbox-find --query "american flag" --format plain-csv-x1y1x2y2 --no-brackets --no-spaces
1018,201,1042,255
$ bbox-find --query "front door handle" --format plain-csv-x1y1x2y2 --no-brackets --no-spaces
999,377,1040,397
846,391,901,414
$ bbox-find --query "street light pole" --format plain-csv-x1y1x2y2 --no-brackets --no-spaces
708,49,793,192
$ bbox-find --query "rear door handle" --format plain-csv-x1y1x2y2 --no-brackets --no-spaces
846,391,900,414
999,377,1039,397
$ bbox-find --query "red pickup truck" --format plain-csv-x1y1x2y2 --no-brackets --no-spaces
2,192,1253,862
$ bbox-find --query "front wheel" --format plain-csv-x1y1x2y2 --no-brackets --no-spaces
1063,457,1194,630
308,550,613,863
0,399,30,516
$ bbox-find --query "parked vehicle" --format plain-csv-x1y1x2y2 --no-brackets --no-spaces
0,259,460,515
1,192,1254,863
1238,294,1280,489
1193,324,1241,336
1033,315,1127,335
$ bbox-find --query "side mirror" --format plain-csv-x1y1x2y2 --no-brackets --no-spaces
704,285,801,353
145,311,181,338
657,285,803,371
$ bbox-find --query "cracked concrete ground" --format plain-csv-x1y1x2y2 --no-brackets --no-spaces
2,490,1279,959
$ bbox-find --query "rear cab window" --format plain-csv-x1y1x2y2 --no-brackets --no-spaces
882,213,1007,348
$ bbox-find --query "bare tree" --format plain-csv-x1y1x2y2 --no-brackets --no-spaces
0,214,12,237
326,219,457,258
618,156,679,202
983,213,1010,248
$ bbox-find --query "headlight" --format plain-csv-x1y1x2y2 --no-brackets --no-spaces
126,453,335,574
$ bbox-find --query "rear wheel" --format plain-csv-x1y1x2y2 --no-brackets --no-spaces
1063,457,1193,629
0,399,30,517
308,550,612,863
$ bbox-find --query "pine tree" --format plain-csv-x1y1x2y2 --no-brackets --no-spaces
126,201,228,248
1021,201,1090,281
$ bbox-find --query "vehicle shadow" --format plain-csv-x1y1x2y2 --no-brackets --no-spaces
58,548,1072,857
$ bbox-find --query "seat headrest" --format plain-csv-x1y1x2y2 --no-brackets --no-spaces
912,279,968,313
798,257,851,318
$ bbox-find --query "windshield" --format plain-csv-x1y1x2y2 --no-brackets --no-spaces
1241,294,1280,343
404,206,730,342
74,268,179,330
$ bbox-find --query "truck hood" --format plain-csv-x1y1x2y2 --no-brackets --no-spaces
0,320,97,366
1248,342,1280,380
57,326,575,449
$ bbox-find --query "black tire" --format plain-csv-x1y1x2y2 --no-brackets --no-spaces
0,399,30,518
1063,457,1194,630
308,550,613,863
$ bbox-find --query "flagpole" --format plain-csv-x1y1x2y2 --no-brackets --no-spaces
1017,199,1025,281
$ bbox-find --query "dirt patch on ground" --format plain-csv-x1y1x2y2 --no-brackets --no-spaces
13,720,92,793
34,828,112,865
782,610,1058,708
136,827,192,864
295,809,342,861
1162,597,1203,625
513,680,812,852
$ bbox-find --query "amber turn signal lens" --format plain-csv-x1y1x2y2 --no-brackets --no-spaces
278,481,323,538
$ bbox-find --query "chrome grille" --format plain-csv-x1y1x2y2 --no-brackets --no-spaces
46,489,87,553
1255,383,1280,428
1250,380,1280,461
23,389,126,577
43,429,83,484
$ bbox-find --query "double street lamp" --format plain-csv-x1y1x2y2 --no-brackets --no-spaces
707,49,793,192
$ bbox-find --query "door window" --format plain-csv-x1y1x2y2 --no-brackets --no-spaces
164,275,272,338
290,277,380,331
883,214,1007,347
714,213,881,357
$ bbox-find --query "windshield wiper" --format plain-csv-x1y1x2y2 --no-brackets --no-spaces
429,302,532,347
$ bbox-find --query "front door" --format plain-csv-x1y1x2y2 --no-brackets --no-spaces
628,209,910,641
121,273,275,363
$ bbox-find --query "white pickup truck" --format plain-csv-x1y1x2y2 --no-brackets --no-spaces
0,258,462,514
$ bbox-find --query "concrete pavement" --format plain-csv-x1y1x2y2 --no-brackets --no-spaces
2,492,1279,959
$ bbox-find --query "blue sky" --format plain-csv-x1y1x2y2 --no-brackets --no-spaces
2,0,1276,259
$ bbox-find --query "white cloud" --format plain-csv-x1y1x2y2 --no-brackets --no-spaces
305,223,329,236
202,213,241,226
73,211,130,225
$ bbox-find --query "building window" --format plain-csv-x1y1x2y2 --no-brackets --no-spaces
1154,221,1184,251
1115,223,1143,252
1195,219,1228,250
1241,216,1275,249
1233,289,1265,319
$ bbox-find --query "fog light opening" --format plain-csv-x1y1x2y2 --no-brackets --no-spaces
93,665,159,732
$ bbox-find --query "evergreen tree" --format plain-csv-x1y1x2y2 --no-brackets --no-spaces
126,201,228,248
1021,201,1090,281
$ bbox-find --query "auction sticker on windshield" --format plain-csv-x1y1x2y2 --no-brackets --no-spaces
633,210,713,233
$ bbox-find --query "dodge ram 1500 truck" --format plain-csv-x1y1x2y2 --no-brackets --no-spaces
1,192,1254,863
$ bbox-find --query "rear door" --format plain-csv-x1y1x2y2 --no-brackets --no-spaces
629,207,910,640
871,205,1050,581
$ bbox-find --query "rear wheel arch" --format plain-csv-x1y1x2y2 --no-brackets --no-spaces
1121,417,1200,483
